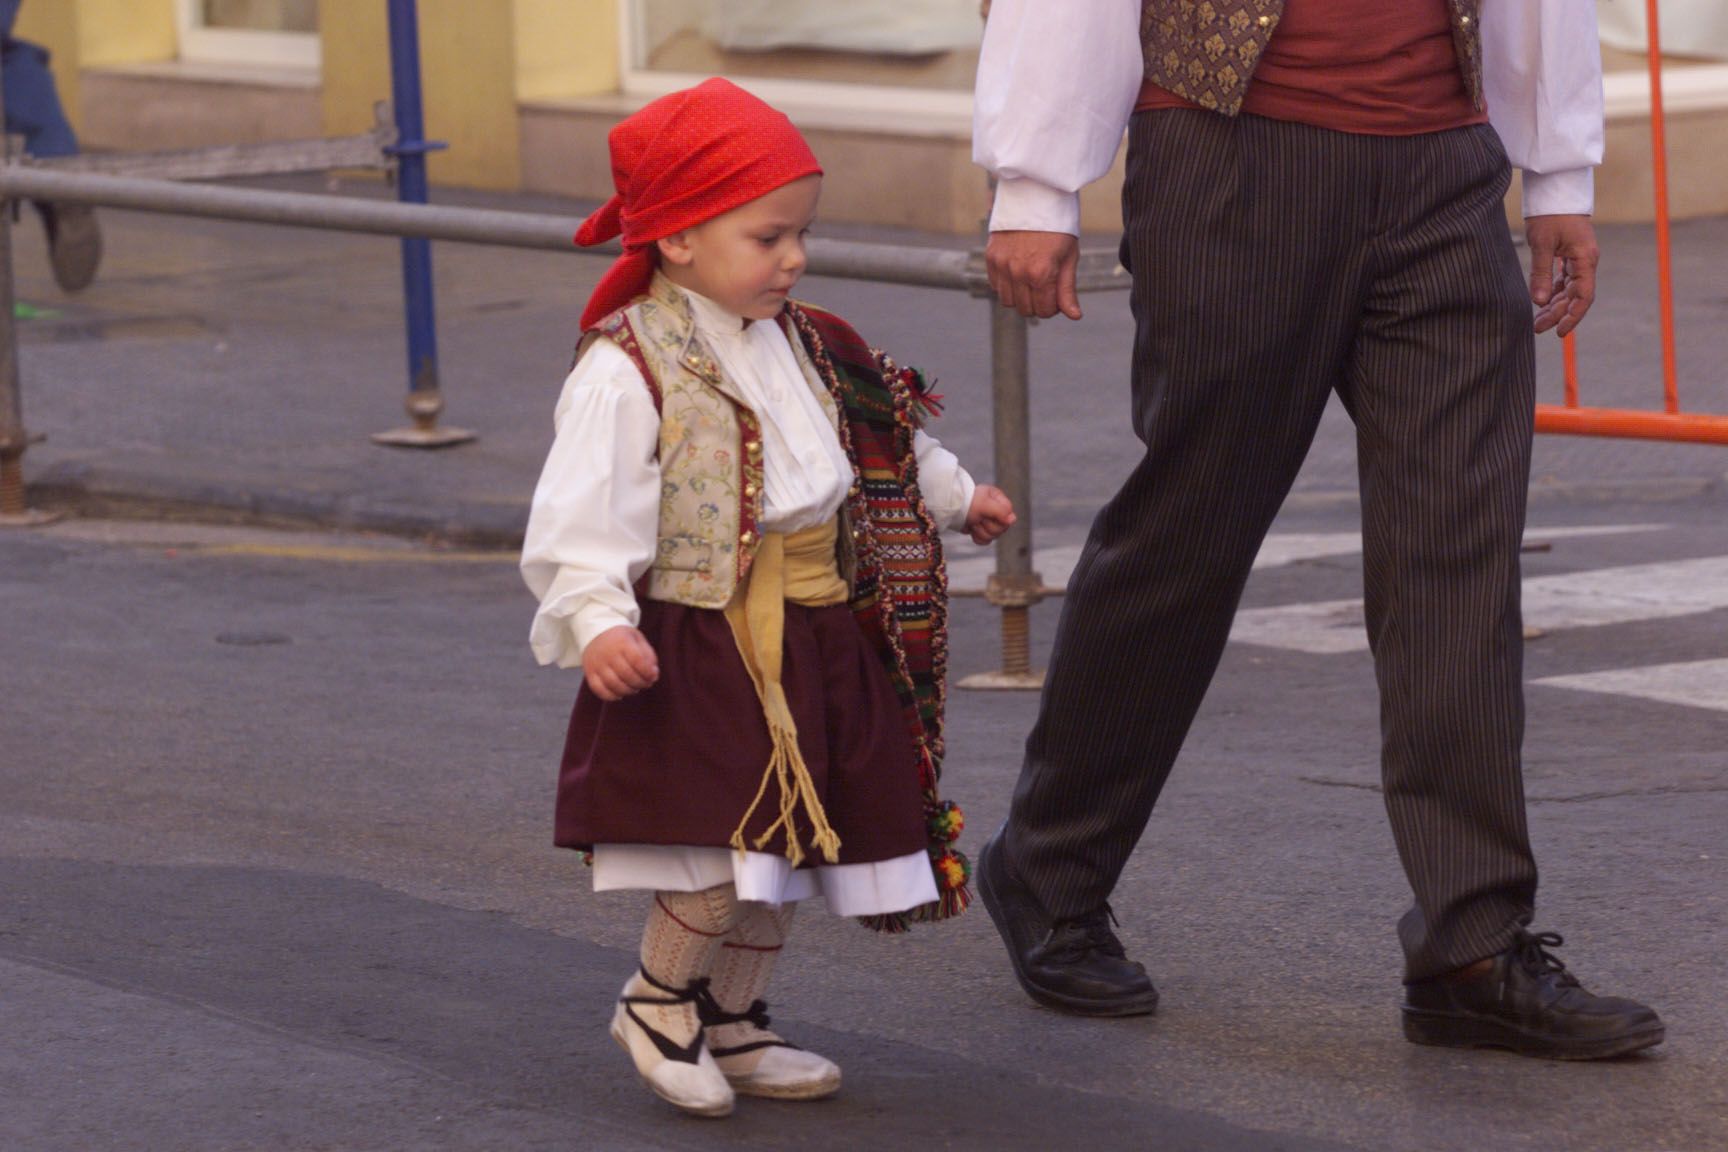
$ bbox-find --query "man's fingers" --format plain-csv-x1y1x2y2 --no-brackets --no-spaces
1528,237,1557,307
1056,245,1083,320
1566,257,1597,317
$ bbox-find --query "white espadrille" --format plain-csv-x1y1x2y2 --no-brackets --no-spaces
610,973,734,1118
711,1039,841,1100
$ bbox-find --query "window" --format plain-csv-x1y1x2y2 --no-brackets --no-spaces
620,0,980,119
177,0,320,70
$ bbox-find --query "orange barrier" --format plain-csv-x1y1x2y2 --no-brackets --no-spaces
1535,0,1728,447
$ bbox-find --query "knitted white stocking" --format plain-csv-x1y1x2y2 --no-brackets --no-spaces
639,884,742,1004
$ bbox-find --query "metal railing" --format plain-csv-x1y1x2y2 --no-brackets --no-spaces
0,160,1128,685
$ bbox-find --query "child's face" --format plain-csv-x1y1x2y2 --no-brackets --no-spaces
658,175,821,320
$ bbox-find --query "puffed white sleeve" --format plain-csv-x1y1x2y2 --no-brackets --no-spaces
520,341,663,669
973,0,1145,236
913,429,977,535
1481,0,1604,217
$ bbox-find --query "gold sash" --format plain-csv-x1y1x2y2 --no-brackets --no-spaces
723,518,850,865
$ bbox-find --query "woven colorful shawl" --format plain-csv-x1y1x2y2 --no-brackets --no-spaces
785,301,969,931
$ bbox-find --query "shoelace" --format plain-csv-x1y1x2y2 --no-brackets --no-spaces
640,969,775,1032
698,996,773,1032
1511,929,1581,988
1046,905,1128,961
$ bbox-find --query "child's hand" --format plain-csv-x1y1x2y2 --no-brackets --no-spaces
963,484,1017,545
583,626,660,701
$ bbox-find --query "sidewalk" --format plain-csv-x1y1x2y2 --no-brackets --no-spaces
8,176,1727,554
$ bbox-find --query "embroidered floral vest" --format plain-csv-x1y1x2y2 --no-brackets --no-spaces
1139,0,1483,115
586,275,842,609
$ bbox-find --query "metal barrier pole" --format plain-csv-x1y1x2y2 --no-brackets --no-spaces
1644,0,1680,415
0,56,60,527
959,302,1047,690
373,0,471,448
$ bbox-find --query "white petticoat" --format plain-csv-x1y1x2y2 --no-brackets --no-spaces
591,845,938,916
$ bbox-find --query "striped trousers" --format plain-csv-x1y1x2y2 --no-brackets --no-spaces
1005,110,1538,981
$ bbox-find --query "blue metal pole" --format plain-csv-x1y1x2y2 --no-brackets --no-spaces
379,0,467,445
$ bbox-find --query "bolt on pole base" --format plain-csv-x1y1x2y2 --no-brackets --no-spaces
0,456,61,526
958,599,1045,692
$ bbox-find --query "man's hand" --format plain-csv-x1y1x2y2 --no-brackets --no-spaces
986,230,1082,320
583,625,659,702
963,483,1017,545
1526,214,1599,338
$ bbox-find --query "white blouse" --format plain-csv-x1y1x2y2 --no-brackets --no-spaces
521,284,977,668
973,0,1607,231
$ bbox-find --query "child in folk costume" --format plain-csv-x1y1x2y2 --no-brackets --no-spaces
520,78,1014,1118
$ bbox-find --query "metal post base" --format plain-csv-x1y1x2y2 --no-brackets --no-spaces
958,598,1045,692
957,669,1046,691
371,388,474,448
0,507,62,527
370,424,475,448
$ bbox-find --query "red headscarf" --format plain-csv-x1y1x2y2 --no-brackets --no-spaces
574,78,823,331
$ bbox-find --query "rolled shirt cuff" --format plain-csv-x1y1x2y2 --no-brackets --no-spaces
988,176,1081,236
1522,167,1595,218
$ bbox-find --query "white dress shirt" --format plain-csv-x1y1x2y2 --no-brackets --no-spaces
974,0,1606,230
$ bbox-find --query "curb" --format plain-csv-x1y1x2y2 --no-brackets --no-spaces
24,466,1724,552
27,462,529,551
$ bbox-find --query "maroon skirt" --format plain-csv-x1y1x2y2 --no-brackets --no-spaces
555,599,928,866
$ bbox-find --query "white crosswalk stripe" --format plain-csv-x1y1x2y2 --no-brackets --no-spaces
945,523,1666,593
953,522,1728,714
1230,551,1728,655
1532,658,1728,713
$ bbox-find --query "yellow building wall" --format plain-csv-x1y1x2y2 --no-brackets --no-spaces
319,0,604,191
74,0,177,65
514,0,619,102
319,0,617,188
13,0,175,139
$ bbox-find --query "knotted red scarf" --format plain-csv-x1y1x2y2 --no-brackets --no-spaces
574,78,822,331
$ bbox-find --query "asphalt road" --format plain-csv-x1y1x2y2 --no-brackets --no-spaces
4,502,1725,1152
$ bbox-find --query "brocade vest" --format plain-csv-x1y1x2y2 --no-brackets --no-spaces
1139,0,1484,115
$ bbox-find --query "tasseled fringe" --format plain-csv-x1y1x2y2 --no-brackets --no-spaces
856,846,974,934
728,705,842,868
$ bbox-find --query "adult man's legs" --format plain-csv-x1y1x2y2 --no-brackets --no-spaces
982,112,1381,1013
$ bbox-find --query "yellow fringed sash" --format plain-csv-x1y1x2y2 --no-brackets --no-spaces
723,518,851,866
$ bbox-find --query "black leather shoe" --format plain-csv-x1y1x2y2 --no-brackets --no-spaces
1403,929,1664,1060
977,825,1159,1017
